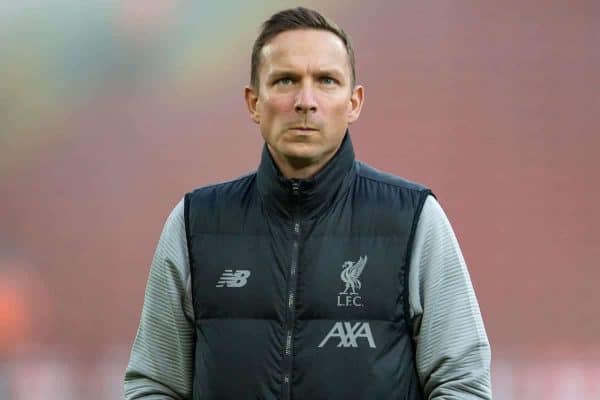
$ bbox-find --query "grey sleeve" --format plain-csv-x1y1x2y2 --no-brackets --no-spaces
124,199,195,400
408,195,492,399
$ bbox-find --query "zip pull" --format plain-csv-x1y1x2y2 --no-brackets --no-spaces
290,180,300,196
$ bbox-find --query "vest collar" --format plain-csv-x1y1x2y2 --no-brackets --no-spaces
256,131,356,220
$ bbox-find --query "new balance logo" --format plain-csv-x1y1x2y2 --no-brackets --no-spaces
216,270,251,288
318,322,376,348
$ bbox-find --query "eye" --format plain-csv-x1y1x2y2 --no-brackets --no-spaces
320,77,337,85
275,77,294,86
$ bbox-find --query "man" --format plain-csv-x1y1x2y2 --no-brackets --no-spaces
124,7,491,400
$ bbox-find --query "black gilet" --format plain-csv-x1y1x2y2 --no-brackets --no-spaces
185,133,431,400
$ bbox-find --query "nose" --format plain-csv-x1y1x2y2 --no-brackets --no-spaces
294,84,317,114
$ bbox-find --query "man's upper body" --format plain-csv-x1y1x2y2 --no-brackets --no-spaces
124,136,491,399
124,7,491,399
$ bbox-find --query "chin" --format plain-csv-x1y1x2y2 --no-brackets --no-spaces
281,143,320,160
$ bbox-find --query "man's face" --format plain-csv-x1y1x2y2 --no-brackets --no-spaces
245,29,364,176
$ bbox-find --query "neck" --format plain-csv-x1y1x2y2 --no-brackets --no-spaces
256,132,355,219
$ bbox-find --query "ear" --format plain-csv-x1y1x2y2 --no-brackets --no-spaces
244,86,260,124
347,85,364,124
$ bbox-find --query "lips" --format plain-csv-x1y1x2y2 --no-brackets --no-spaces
290,127,318,131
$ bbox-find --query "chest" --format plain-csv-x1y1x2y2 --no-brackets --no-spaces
189,209,412,323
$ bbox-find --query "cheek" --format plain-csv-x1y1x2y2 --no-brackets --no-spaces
337,100,351,115
324,97,351,122
261,95,294,120
322,92,351,112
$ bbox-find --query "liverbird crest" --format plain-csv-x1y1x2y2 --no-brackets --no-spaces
339,255,368,295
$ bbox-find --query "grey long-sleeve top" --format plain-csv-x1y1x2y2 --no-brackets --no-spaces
124,195,492,399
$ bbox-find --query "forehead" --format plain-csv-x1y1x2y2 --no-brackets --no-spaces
259,29,350,76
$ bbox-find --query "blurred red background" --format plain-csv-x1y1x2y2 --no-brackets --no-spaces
1,1,598,398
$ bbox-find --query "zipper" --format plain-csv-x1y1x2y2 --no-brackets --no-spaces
283,180,301,400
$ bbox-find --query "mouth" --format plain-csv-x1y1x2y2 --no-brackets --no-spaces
289,127,318,132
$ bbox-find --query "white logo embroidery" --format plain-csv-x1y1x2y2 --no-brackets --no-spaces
318,322,376,348
216,270,251,288
337,255,367,307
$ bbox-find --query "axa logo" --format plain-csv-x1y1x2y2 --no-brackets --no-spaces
318,322,376,348
215,270,251,288
337,255,367,307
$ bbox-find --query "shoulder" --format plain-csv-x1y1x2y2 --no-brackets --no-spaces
414,195,461,254
186,171,257,202
185,171,257,214
350,161,434,235
419,195,450,228
353,161,434,211
184,171,259,233
355,161,431,194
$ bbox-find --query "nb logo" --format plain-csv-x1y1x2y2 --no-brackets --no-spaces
216,270,251,288
318,322,376,348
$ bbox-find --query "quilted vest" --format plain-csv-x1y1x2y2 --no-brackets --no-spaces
185,134,431,400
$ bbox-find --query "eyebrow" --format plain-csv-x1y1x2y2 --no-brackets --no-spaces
267,68,345,80
268,70,300,80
